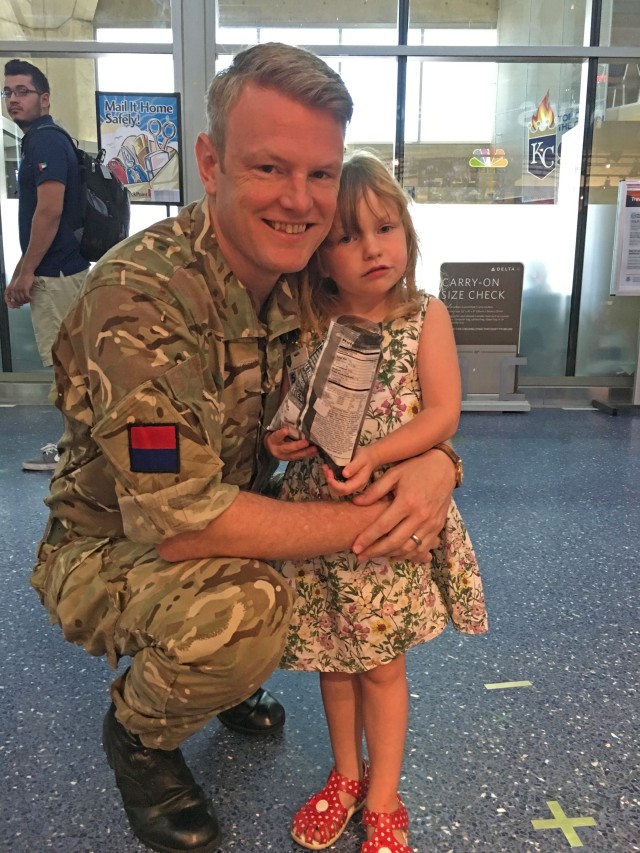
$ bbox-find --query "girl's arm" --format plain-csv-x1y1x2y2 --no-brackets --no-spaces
326,297,461,495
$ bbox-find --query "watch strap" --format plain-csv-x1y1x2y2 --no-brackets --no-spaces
432,442,463,488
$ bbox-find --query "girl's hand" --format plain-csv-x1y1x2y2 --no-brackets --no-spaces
264,427,318,462
323,447,378,496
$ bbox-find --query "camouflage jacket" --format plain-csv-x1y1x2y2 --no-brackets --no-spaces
45,198,300,546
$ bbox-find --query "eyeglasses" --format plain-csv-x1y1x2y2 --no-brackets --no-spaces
1,86,41,99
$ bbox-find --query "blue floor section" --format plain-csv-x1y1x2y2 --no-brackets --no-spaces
1,405,638,852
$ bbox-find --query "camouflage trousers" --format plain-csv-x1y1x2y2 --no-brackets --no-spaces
32,526,293,749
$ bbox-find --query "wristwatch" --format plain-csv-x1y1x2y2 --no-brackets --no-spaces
432,443,464,488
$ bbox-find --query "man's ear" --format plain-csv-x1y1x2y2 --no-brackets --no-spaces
40,92,50,111
195,132,220,195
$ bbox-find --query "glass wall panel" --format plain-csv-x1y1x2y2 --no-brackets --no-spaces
218,1,588,47
404,60,583,205
215,25,399,48
600,0,640,48
575,58,640,377
1,55,98,371
1,47,175,371
0,0,171,41
409,0,496,39
405,59,584,376
410,0,587,47
217,1,398,35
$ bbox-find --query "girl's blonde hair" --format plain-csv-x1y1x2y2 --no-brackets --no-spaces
300,150,421,333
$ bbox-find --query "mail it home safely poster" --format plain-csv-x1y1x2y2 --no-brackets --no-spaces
96,92,183,205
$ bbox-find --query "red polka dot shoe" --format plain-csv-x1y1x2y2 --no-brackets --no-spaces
291,762,370,850
361,795,412,853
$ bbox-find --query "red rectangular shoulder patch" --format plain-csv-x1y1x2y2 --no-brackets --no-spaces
128,424,179,473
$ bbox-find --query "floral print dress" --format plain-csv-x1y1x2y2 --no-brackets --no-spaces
279,294,488,673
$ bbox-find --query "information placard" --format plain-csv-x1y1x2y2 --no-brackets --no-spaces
439,262,524,346
610,179,640,296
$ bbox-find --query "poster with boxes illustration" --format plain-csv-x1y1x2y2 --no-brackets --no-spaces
96,92,183,205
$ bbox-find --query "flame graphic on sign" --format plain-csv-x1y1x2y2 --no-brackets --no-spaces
529,92,556,133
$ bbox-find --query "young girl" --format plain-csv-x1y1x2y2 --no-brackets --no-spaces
265,151,487,853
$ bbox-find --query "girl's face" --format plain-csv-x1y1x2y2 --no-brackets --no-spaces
320,189,408,320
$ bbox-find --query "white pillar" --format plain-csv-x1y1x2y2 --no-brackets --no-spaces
171,0,218,204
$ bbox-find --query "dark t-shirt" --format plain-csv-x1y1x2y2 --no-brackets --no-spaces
18,115,89,277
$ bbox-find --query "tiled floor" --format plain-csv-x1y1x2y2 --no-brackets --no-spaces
1,404,638,853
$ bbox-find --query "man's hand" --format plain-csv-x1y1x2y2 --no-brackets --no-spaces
350,448,456,560
4,270,35,308
5,180,65,309
264,427,318,462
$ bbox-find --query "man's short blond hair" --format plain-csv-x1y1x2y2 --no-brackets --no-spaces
206,42,353,161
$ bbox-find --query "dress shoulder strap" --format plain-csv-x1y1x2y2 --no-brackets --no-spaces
418,291,433,329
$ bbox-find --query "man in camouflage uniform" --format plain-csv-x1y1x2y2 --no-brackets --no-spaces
33,44,458,853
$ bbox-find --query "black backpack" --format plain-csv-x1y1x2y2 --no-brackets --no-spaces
23,123,131,262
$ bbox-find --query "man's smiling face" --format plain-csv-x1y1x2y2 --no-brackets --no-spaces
197,83,345,293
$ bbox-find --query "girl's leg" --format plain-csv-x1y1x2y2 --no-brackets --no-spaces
320,671,364,781
291,672,366,847
360,654,409,841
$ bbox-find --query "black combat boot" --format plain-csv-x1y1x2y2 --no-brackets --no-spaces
102,703,220,853
217,686,285,735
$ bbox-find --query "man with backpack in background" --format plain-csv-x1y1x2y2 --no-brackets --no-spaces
3,58,89,472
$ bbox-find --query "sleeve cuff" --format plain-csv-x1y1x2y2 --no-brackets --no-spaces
119,478,240,546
